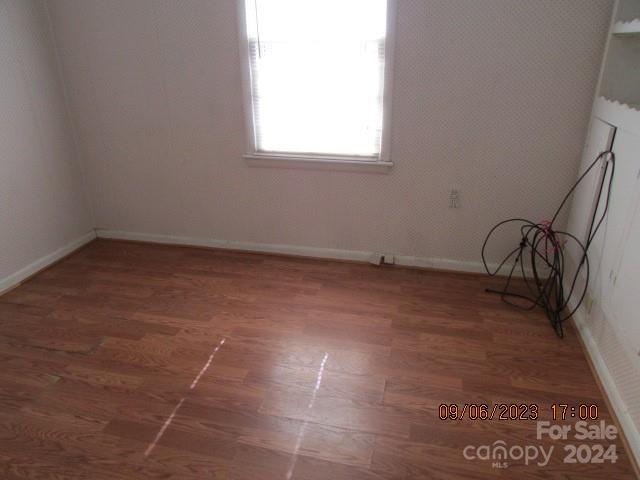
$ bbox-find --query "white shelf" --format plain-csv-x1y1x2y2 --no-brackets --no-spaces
595,97,640,136
612,19,640,37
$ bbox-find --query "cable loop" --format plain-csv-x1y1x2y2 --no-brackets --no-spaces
481,150,615,338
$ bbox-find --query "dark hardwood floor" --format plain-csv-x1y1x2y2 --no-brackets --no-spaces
0,239,635,479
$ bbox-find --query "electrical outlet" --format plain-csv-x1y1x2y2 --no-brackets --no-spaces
448,188,460,208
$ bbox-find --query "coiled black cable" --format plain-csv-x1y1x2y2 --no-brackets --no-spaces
481,150,615,338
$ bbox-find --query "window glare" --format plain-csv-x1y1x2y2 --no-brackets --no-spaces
250,0,387,41
245,0,388,158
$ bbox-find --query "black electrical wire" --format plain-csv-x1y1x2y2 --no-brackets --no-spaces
481,150,615,338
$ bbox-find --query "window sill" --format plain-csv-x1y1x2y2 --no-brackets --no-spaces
243,153,393,173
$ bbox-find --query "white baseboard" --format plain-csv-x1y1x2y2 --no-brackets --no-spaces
0,230,96,295
394,254,491,274
95,229,499,274
96,229,378,263
571,303,640,468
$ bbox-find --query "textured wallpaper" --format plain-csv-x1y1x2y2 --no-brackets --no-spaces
47,0,613,265
0,0,92,283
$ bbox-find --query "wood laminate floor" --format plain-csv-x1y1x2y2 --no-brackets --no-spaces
0,239,635,479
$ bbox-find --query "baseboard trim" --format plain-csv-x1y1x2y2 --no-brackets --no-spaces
95,229,499,275
96,229,379,263
0,230,96,296
394,254,492,274
571,305,640,474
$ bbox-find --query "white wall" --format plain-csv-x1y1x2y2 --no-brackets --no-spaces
0,0,93,290
567,98,640,461
47,0,613,266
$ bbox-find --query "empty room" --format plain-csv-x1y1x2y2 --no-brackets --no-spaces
2,0,640,478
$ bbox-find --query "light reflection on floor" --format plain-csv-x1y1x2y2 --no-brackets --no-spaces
286,352,329,479
144,337,227,457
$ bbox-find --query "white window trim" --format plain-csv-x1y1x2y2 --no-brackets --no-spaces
236,0,396,171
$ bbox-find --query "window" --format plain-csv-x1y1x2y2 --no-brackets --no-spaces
240,0,394,166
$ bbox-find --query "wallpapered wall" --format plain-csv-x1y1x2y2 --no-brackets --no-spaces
47,0,612,266
0,0,92,287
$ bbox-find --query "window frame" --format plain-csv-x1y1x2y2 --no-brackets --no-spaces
237,0,396,170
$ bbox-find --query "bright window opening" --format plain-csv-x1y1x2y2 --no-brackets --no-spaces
242,0,391,160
